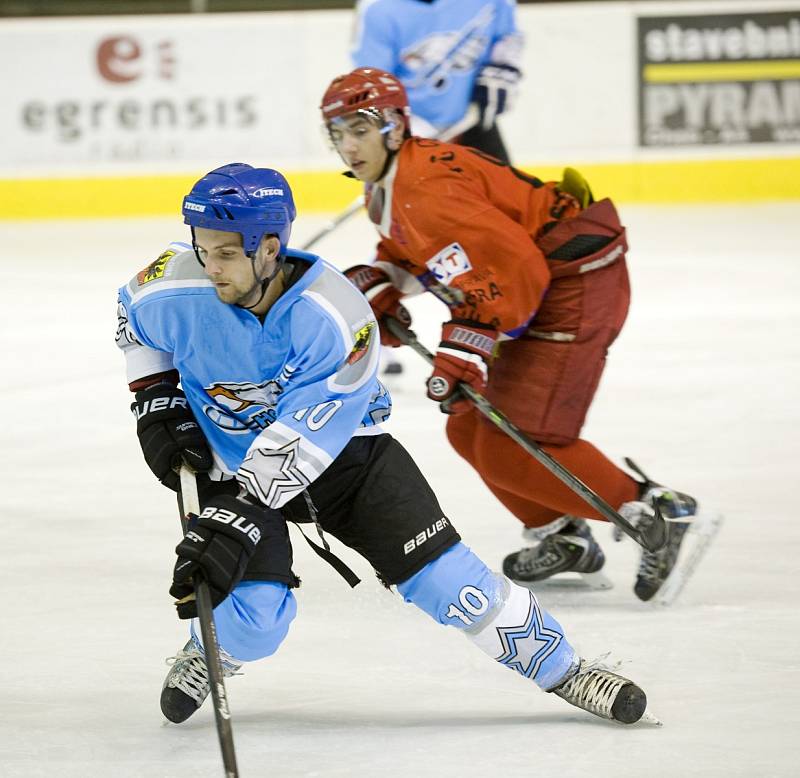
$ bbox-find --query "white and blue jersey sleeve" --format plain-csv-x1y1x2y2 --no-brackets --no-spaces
116,246,392,509
351,0,522,130
115,242,192,383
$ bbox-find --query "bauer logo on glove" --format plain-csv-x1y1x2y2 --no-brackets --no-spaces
170,494,273,619
131,382,213,491
198,505,262,544
131,394,188,419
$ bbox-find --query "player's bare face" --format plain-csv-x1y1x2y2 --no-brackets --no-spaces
329,115,389,183
194,227,268,307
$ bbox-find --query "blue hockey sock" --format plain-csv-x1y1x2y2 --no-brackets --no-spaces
397,542,577,690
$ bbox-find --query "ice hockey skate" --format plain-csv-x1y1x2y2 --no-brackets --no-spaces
502,517,613,591
620,459,723,606
549,655,660,725
160,636,241,723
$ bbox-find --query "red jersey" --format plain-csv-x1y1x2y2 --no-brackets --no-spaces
366,137,582,336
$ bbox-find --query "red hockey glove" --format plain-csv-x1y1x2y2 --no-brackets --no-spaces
344,264,411,347
426,320,498,414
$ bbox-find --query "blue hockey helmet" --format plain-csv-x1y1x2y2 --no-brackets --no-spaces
182,163,296,256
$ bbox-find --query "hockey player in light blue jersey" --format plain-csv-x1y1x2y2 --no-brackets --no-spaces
351,0,523,162
116,163,654,727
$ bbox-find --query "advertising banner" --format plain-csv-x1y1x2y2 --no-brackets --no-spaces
638,10,800,146
0,15,340,173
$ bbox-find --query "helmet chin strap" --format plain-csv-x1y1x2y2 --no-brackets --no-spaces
239,251,286,312
190,226,286,312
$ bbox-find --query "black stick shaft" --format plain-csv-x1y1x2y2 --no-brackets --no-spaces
179,467,240,778
385,319,666,551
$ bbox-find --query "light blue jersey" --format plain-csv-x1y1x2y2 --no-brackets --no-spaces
121,245,581,701
116,244,392,509
351,0,522,130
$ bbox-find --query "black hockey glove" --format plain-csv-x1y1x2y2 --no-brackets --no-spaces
170,494,273,619
131,383,212,491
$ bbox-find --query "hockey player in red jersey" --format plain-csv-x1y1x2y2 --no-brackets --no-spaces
321,67,719,603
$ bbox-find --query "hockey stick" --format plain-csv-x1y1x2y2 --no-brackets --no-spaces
177,466,240,778
301,195,364,252
301,105,480,252
384,319,668,553
434,103,480,142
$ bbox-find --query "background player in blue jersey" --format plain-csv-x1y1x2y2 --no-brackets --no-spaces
351,0,522,163
116,163,654,727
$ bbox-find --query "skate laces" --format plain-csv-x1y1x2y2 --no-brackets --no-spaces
637,545,662,583
620,506,669,582
630,507,690,584
517,518,586,561
164,640,241,704
513,532,568,570
554,654,631,720
515,544,542,566
165,643,209,704
571,652,621,674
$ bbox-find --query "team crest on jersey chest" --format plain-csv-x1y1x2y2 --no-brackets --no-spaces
202,367,295,433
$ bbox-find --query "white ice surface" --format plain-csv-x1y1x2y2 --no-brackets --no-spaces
1,203,798,777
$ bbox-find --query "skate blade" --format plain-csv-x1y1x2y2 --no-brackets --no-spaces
516,570,614,592
640,709,663,726
654,510,724,606
581,570,614,590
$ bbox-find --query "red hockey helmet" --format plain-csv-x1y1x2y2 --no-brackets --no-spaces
320,67,411,130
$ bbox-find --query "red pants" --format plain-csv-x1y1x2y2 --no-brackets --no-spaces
446,244,637,528
447,413,638,527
